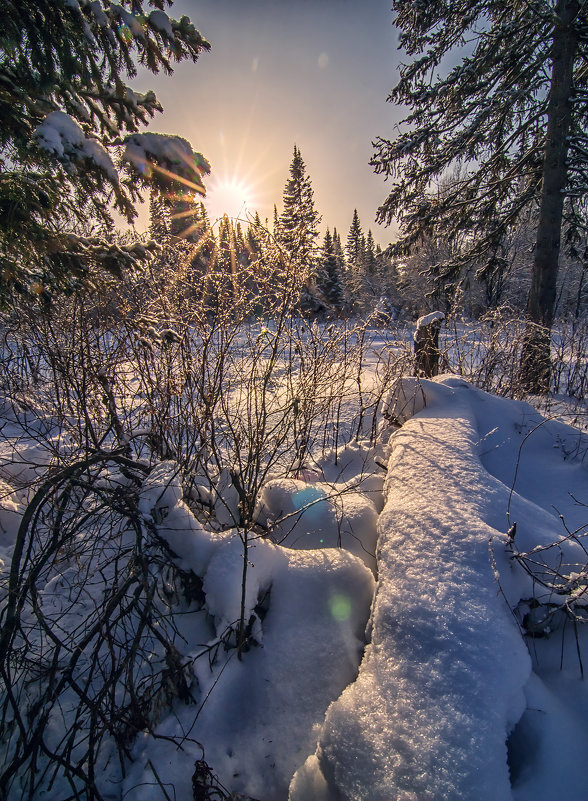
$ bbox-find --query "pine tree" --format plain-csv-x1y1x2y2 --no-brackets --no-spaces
168,192,207,241
0,0,210,301
186,202,213,281
332,227,347,300
333,228,344,258
363,230,381,301
318,228,344,309
346,209,365,302
278,145,321,278
372,0,588,392
234,222,251,269
149,189,172,244
246,212,264,258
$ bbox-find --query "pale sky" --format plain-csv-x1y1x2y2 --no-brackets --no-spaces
133,0,403,245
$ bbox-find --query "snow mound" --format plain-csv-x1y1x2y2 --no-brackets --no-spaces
130,460,376,801
292,376,534,801
254,441,383,573
255,477,378,572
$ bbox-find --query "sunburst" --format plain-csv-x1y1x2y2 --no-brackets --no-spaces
204,174,257,222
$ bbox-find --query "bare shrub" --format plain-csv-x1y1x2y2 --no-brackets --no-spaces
440,308,588,411
0,230,413,796
0,452,209,801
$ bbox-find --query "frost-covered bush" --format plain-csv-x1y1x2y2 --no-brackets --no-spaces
440,307,588,409
0,245,401,799
0,453,206,800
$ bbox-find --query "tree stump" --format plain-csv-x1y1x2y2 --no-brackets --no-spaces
414,311,444,378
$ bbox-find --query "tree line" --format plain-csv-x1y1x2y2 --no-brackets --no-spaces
147,143,400,318
148,138,586,332
1,0,587,395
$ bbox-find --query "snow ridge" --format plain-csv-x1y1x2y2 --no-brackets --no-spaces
291,377,532,801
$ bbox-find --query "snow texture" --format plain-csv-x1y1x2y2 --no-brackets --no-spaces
291,377,536,801
130,458,376,801
34,110,118,181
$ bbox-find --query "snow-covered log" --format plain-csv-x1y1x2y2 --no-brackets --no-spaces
291,377,533,801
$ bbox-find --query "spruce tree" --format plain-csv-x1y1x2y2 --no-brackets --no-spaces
332,227,347,301
278,145,321,278
363,230,380,300
246,212,264,258
372,0,588,392
149,188,172,244
345,209,365,301
0,0,210,300
187,202,213,281
318,228,344,309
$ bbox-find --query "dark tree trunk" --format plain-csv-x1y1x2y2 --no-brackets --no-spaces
414,313,444,378
520,0,578,394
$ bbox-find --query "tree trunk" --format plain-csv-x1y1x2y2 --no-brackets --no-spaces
520,0,578,394
414,311,444,378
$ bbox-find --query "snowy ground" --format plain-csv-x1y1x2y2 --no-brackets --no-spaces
292,376,588,801
0,372,587,800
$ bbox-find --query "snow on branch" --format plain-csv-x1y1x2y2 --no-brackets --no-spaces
33,110,118,182
124,132,210,194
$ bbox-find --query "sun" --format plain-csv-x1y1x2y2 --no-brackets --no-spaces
204,174,256,222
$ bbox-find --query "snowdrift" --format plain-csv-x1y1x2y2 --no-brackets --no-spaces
291,376,588,801
1,375,587,801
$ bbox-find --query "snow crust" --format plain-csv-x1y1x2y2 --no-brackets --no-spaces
292,376,580,801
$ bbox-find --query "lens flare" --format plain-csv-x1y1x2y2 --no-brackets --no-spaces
329,594,352,623
118,23,132,43
292,486,326,525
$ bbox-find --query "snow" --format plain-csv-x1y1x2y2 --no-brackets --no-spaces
415,310,445,331
149,9,174,38
89,0,108,28
291,376,588,801
254,440,383,573
34,110,118,181
34,110,85,158
110,4,146,40
124,132,210,186
129,459,376,801
0,478,22,547
2,358,588,800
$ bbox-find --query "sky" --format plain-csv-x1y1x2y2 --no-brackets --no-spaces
132,0,403,245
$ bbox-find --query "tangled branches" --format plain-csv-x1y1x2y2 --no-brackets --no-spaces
509,516,588,663
0,451,205,801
